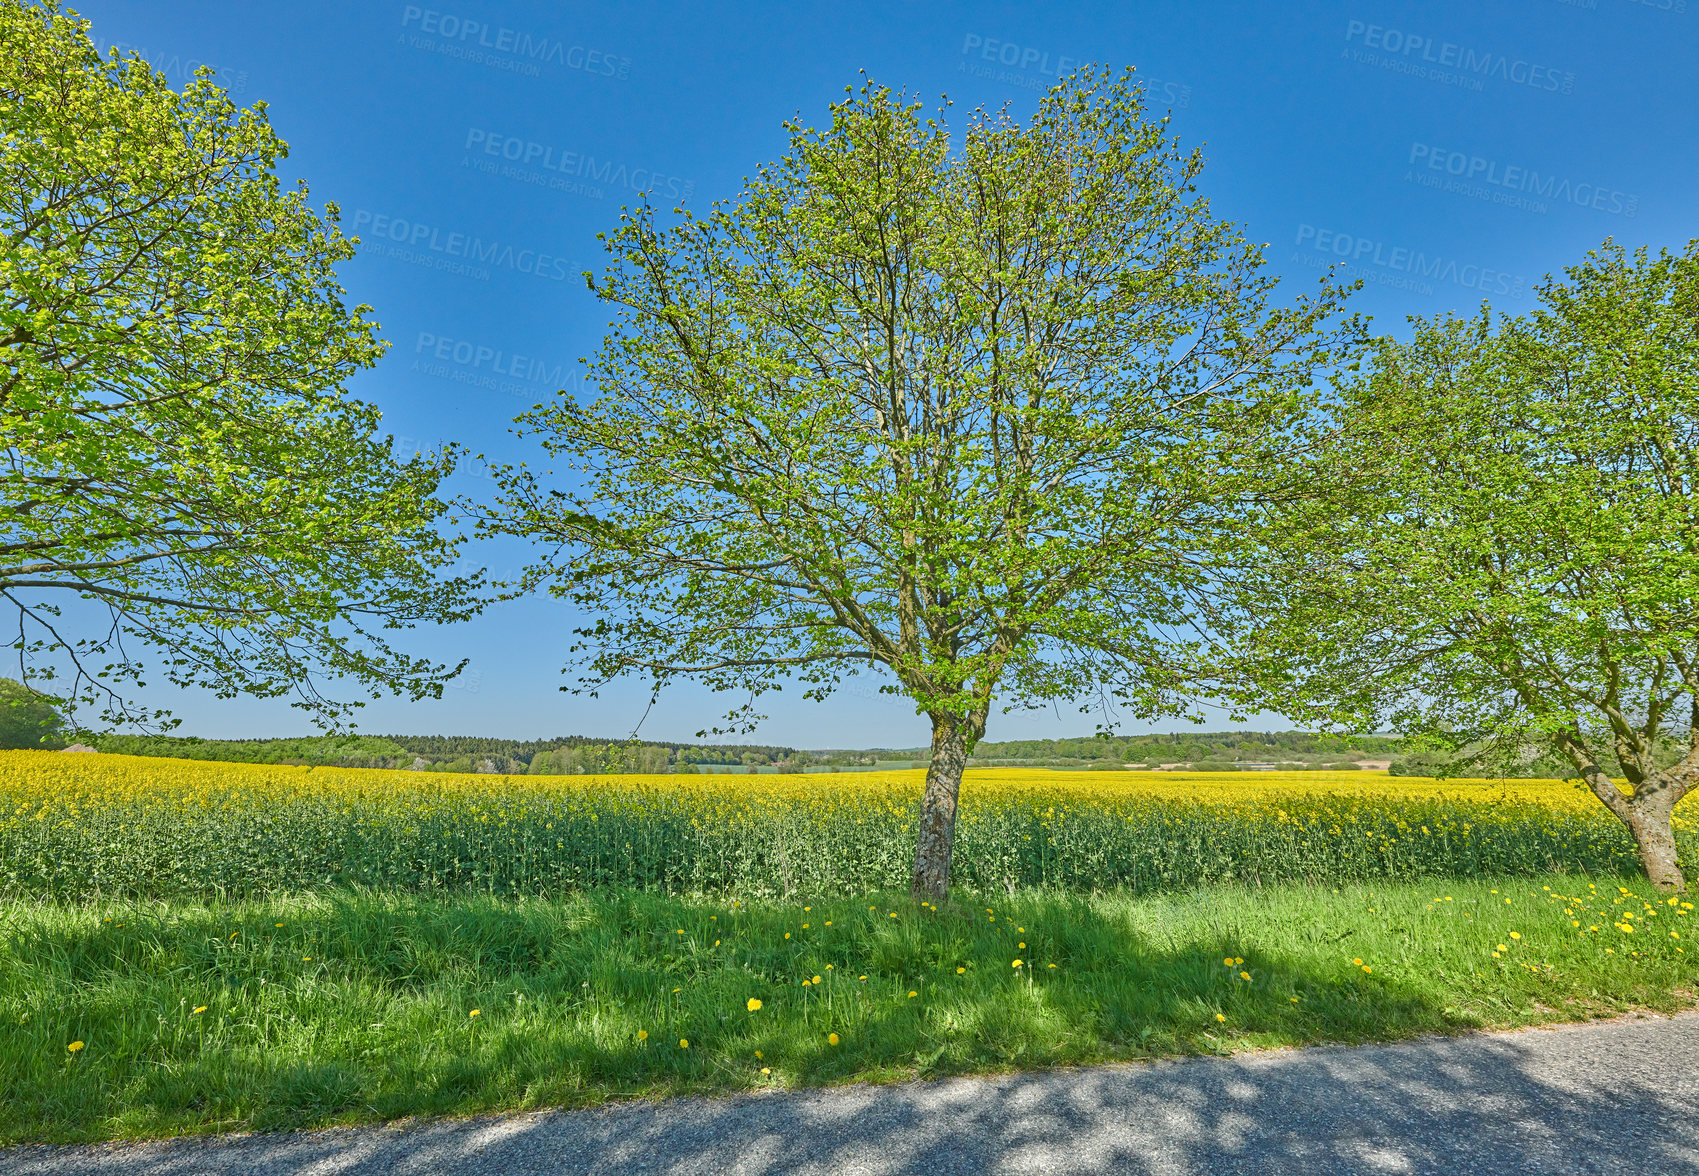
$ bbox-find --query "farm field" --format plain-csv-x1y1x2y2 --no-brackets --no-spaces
0,752,1694,1142
3,753,1692,898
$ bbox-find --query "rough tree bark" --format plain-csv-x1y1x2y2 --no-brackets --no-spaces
911,717,971,901
1562,736,1692,892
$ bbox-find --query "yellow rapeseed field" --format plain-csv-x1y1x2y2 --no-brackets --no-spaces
0,752,1689,898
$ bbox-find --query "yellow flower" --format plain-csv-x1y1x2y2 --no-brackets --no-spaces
908,990,918,997
1215,1014,1226,1022
638,1030,648,1040
1509,932,1521,940
67,1041,84,1052
679,1039,689,1048
1018,942,1026,949
802,924,809,929
747,998,762,1012
760,1067,771,1075
957,967,966,974
1223,957,1233,966
192,1006,208,1015
811,975,821,984
1352,958,1363,966
469,1009,480,1017
755,1050,762,1058
1048,963,1056,969
1362,966,1372,974
1012,959,1023,968
828,1033,840,1046
1239,971,1251,981
784,933,791,940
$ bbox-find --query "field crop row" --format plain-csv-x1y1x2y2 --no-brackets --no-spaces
3,754,1691,898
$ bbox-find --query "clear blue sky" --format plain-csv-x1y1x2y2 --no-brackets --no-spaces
68,0,1699,746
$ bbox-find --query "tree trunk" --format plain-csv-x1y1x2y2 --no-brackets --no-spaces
911,716,969,901
1623,799,1684,892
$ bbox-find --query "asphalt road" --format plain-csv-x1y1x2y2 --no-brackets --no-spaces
8,1012,1697,1176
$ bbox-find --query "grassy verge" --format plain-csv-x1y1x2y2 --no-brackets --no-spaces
2,874,1694,1143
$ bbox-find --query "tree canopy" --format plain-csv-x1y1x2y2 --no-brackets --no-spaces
1239,240,1699,889
482,70,1361,897
0,0,476,726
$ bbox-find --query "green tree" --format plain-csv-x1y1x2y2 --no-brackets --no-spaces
482,72,1360,899
0,676,64,748
0,0,475,726
1242,241,1699,890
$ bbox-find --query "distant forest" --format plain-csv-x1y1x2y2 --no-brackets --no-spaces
73,729,1452,774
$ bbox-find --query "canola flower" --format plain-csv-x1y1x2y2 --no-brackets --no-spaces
0,752,1690,899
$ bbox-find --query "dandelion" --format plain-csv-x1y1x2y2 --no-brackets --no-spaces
638,1030,648,1040
67,1041,84,1052
1362,966,1372,974
1352,958,1363,966
957,967,966,974
1496,944,1507,952
784,933,791,940
1509,932,1521,940
1240,971,1251,981
1018,942,1026,949
908,990,918,997
828,1033,839,1045
747,998,762,1012
1215,1014,1226,1022
192,1006,208,1015
469,1009,480,1017
679,1039,689,1048
811,975,821,985
1012,959,1023,969
760,1067,771,1075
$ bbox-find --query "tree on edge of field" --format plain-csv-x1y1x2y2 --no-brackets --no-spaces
0,676,64,748
1235,240,1699,891
0,0,479,727
480,71,1362,900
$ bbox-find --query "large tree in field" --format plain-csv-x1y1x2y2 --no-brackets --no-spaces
0,1,475,725
1238,241,1699,891
484,71,1360,899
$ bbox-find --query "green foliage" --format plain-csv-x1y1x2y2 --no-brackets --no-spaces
0,0,477,726
481,68,1361,742
1241,240,1699,884
0,678,63,749
1,879,1691,1142
85,734,411,766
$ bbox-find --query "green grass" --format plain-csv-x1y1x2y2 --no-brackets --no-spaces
2,874,1694,1143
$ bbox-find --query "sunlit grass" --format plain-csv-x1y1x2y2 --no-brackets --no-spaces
1,875,1693,1142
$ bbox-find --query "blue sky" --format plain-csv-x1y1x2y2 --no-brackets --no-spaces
68,0,1698,746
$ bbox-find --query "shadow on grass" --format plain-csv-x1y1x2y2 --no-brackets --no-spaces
8,1016,1697,1174
0,885,1679,1152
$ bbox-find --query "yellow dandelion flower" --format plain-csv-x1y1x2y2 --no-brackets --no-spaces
679,1039,689,1048
747,998,762,1012
638,1030,648,1040
761,1067,771,1075
1352,958,1363,966
1509,932,1521,939
67,1041,84,1052
908,990,918,997
755,1050,762,1058
469,1009,480,1017
1018,942,1026,949
192,1006,208,1015
957,967,966,974
1362,966,1372,974
1240,971,1251,981
1012,959,1023,968
828,1033,839,1045
1496,944,1507,952
784,933,791,940
1215,1014,1226,1022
